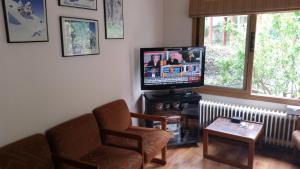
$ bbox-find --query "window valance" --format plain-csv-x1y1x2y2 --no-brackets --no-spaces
189,0,300,17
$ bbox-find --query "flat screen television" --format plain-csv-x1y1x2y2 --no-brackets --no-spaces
140,47,205,90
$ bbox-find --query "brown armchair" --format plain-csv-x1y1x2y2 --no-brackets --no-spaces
0,134,96,169
93,99,171,166
292,117,300,161
46,113,143,169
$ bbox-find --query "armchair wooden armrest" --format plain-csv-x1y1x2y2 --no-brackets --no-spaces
130,112,167,130
52,154,99,169
296,117,300,130
101,128,143,155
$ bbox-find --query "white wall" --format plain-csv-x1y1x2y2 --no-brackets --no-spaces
162,0,288,111
0,0,292,147
163,0,193,46
0,0,164,146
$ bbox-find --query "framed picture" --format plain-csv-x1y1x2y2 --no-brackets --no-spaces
104,0,124,39
2,0,49,43
58,0,97,10
60,17,100,57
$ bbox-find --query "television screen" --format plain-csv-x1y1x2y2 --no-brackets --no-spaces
140,47,205,90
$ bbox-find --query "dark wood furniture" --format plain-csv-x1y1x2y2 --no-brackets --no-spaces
143,91,202,146
203,117,264,169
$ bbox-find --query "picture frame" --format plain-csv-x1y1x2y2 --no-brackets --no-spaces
60,16,100,57
2,0,49,43
58,0,97,10
104,0,124,39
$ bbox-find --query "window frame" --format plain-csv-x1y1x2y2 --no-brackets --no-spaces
193,14,300,106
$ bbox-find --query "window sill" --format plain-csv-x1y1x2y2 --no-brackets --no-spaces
194,86,300,106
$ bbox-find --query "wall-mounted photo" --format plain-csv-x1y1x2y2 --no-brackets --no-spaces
59,0,97,10
60,17,99,57
2,0,49,43
104,0,124,39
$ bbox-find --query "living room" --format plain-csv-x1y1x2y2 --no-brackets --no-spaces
0,0,299,169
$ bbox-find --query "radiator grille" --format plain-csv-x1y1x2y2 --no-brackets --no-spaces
199,100,298,148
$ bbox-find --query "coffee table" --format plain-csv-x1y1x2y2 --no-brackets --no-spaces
203,117,264,169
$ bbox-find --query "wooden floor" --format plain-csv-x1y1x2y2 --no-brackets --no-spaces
145,141,300,169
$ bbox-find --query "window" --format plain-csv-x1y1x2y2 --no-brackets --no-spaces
204,16,248,89
195,11,300,105
252,12,300,99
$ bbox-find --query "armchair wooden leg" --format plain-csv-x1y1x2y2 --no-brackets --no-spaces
151,146,167,165
141,151,145,169
162,146,167,162
293,148,297,162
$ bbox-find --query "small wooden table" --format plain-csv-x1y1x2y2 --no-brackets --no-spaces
203,117,264,169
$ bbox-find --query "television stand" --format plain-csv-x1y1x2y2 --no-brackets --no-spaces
151,89,193,98
143,91,202,146
152,93,185,98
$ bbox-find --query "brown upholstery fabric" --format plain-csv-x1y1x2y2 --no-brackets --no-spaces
93,99,132,131
81,146,142,169
46,114,102,160
128,127,170,162
46,113,142,169
0,134,54,169
107,127,171,163
292,130,300,150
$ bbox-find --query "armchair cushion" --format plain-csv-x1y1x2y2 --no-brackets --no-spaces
107,126,170,163
128,127,170,162
81,146,142,169
0,134,54,169
93,99,131,131
292,130,300,150
46,114,102,160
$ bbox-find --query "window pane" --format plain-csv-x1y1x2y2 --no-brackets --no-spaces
252,12,300,99
204,15,248,89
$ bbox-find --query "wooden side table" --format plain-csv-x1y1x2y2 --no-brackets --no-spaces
203,118,264,169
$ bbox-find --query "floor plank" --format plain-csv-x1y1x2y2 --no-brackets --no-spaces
145,142,299,169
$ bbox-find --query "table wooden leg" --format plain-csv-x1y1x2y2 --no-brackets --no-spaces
258,127,265,150
292,148,296,162
248,142,255,169
203,129,208,157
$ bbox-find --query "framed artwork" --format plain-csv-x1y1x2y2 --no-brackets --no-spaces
2,0,49,43
104,0,124,39
60,17,99,57
58,0,97,10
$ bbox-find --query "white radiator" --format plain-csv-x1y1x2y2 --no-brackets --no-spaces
199,100,298,148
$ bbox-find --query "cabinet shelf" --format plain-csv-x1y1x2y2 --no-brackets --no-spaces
143,91,201,147
168,134,199,146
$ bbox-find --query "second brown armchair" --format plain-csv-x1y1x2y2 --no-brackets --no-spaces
93,99,171,166
46,113,143,169
292,117,300,162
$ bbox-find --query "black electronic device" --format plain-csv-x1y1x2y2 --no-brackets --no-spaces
231,117,242,124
